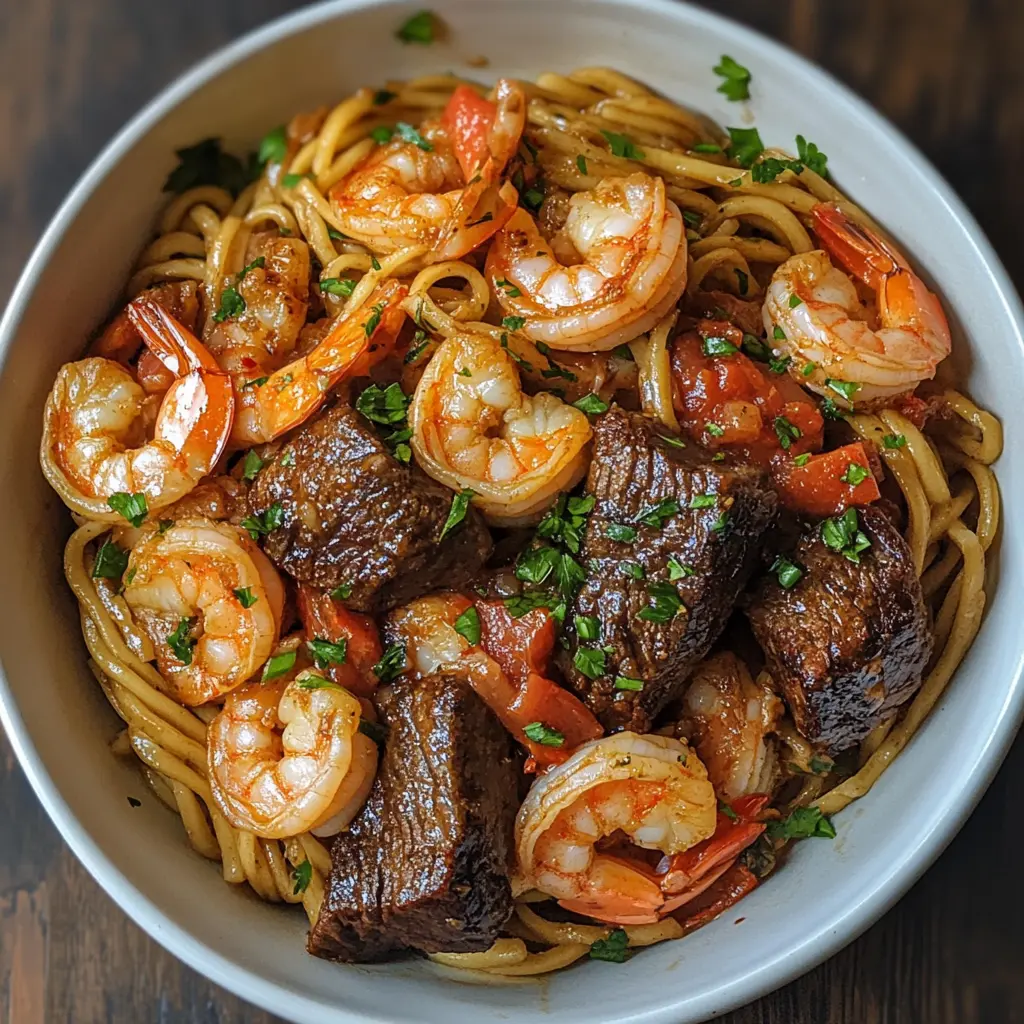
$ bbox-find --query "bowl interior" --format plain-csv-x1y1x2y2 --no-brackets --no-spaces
2,1,1023,1022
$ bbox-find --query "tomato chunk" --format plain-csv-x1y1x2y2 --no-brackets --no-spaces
475,600,603,767
296,584,383,697
442,84,496,180
670,328,823,464
772,441,881,517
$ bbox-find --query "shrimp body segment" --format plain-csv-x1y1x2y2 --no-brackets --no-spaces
123,518,284,705
485,173,688,352
41,299,234,521
208,672,378,839
330,79,525,261
409,329,592,524
233,279,408,444
516,732,717,925
764,203,951,404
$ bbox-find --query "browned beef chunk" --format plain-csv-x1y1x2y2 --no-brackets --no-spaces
745,505,932,754
248,404,492,611
307,673,517,962
558,406,777,733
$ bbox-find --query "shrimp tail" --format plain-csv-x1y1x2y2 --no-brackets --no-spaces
127,296,222,373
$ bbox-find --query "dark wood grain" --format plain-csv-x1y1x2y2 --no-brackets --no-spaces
2,1,1024,1021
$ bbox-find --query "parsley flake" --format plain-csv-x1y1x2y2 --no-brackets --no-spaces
713,55,752,101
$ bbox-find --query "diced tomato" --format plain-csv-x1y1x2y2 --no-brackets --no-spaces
772,441,881,517
670,328,824,464
296,584,383,697
442,84,496,180
470,599,603,767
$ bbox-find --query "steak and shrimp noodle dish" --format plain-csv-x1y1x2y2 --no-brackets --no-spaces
41,43,1001,975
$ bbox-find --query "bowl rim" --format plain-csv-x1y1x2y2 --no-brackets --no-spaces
3,0,1024,1021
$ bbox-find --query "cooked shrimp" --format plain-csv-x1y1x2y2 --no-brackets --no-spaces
763,202,952,404
681,652,782,800
205,232,311,376
329,79,525,260
123,517,284,705
409,329,592,524
40,297,234,521
485,173,688,352
233,279,408,444
516,733,717,925
207,670,378,839
384,592,472,677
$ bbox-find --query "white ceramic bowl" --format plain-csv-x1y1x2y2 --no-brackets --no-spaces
3,1,1023,1021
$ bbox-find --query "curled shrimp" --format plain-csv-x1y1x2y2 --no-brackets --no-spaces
208,670,378,839
329,80,525,260
515,732,718,925
763,202,952,404
40,297,234,521
409,329,592,524
123,517,285,705
680,652,782,800
485,173,688,352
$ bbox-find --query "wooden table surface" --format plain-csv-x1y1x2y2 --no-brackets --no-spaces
2,1,1023,1021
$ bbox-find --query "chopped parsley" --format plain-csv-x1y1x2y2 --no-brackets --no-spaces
241,502,284,540
404,331,432,365
440,488,476,541
291,859,312,896
726,126,764,168
573,646,606,679
373,642,407,682
395,9,436,43
734,268,749,295
213,286,245,322
576,154,588,174
573,393,609,415
801,361,816,377
523,721,565,747
320,276,356,298
691,143,722,154
501,315,526,331
589,928,632,963
741,334,771,361
622,562,646,580
158,519,174,534
821,507,872,563
705,422,725,438
713,55,752,101
355,382,412,462
363,300,386,337
606,522,638,544
636,581,684,623
659,434,687,449
257,126,287,166
308,637,348,668
241,376,269,390
767,355,792,375
702,335,739,357
574,614,600,641
601,130,645,160
329,583,353,601
710,510,729,533
453,606,481,646
634,498,679,529
395,121,433,151
773,325,787,341
238,256,265,280
773,416,802,450
233,587,258,608
796,134,828,178
262,650,296,681
771,555,803,589
821,397,846,420
841,462,870,486
495,277,521,297
883,432,908,449
92,539,129,581
614,675,644,691
522,185,545,212
793,453,811,467
241,450,263,481
166,618,197,666
667,558,694,581
767,806,836,841
689,494,716,509
826,378,860,402
504,591,559,618
718,798,740,821
371,125,395,144
788,294,803,309
281,172,312,188
751,156,803,184
163,137,255,195
107,491,148,528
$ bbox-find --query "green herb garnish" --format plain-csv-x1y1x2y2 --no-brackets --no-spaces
523,721,565,747
454,606,481,646
107,491,148,528
440,488,475,541
713,55,752,101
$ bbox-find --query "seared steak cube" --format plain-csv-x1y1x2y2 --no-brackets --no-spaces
746,505,932,754
559,406,777,733
248,404,491,611
307,673,517,962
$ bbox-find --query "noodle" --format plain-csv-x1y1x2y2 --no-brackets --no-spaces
54,63,1001,977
